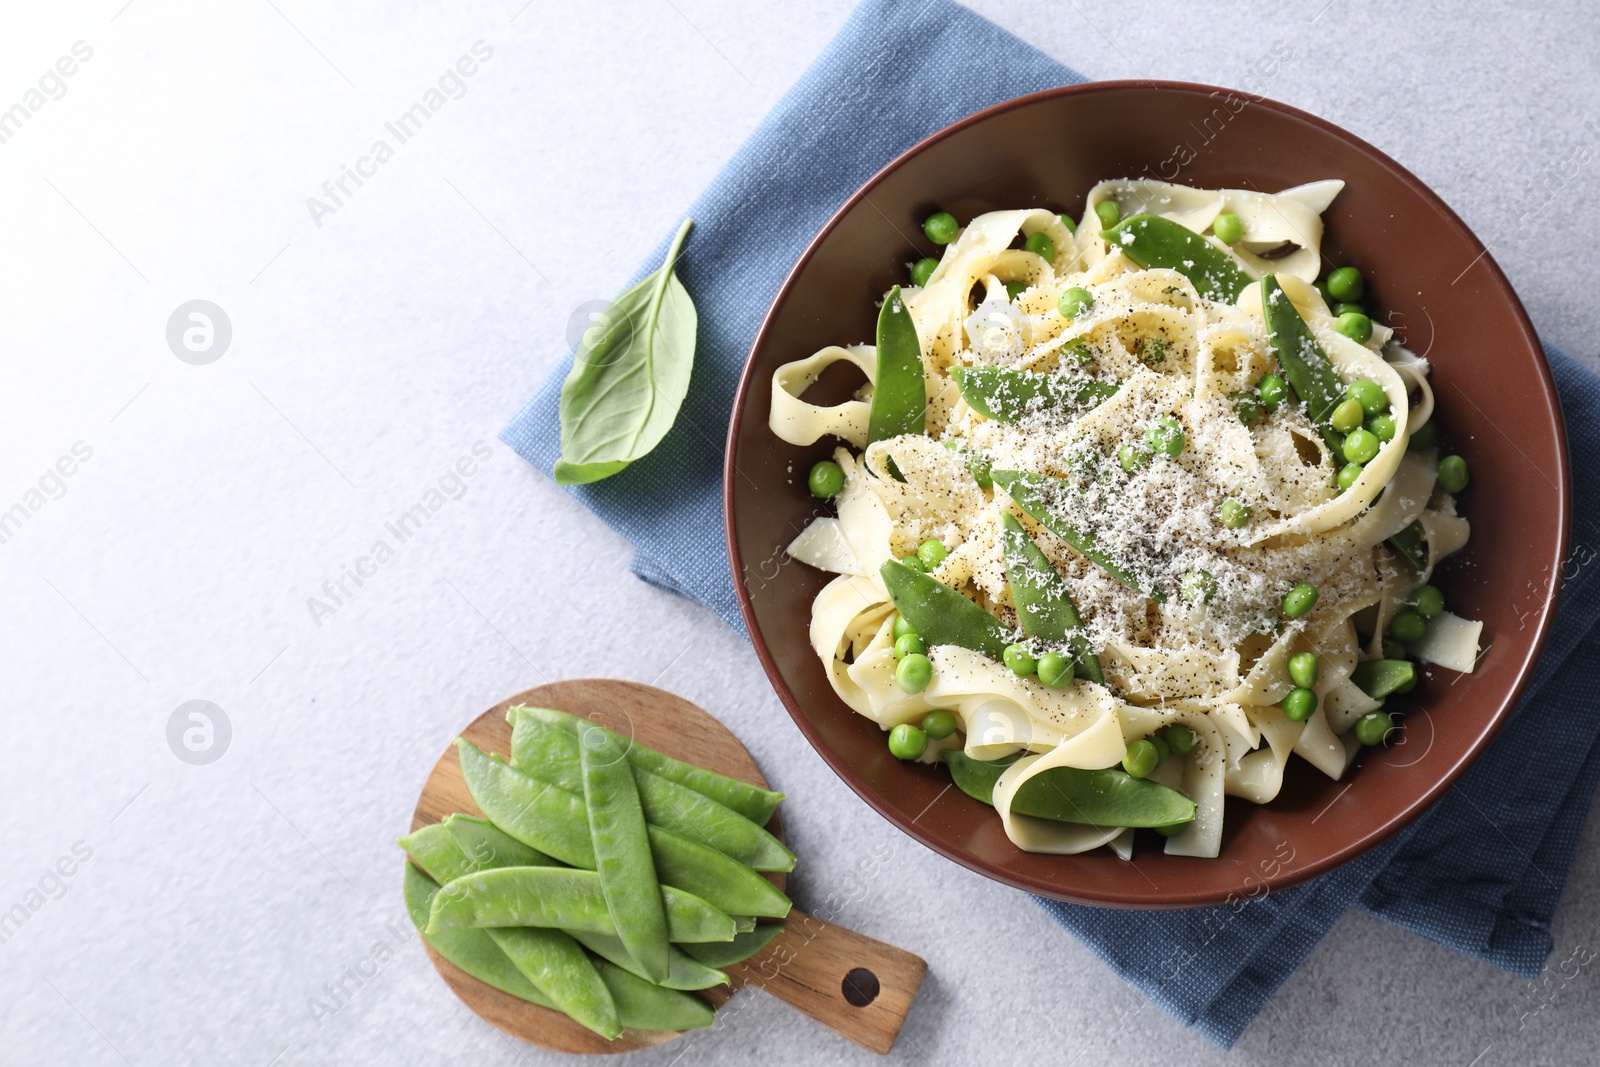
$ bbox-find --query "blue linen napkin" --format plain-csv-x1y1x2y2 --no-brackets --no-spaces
501,0,1600,1046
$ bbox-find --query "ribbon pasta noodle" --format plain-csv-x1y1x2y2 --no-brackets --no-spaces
771,179,1482,859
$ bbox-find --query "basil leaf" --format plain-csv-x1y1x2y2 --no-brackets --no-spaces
554,218,698,486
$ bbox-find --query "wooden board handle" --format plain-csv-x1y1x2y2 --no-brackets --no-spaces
711,910,926,1055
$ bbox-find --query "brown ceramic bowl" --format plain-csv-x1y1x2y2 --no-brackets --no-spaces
723,81,1570,908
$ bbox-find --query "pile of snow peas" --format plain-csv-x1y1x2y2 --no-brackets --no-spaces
401,705,793,1039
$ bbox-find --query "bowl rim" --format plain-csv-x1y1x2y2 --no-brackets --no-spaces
723,78,1572,907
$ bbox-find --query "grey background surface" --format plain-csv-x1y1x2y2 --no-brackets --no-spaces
1,1,1597,1064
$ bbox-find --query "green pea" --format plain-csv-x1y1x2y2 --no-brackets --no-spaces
1367,412,1396,443
1282,581,1319,617
895,653,932,694
1316,281,1336,307
1219,498,1252,529
1337,463,1364,492
1408,419,1438,450
1164,724,1195,754
1382,638,1407,659
1288,651,1319,689
1333,303,1365,318
1181,569,1217,603
1149,734,1171,762
899,554,926,572
1327,266,1365,302
1355,711,1395,746
1145,416,1185,457
1389,609,1426,644
917,538,948,569
1343,428,1381,464
888,722,928,759
1281,687,1317,721
1212,212,1243,244
921,709,958,741
1057,213,1078,234
1003,643,1037,676
1346,379,1387,416
1331,397,1366,433
1024,231,1056,262
1232,392,1265,426
894,633,925,659
1058,286,1095,318
893,614,916,640
1095,200,1122,228
1005,280,1027,303
1118,442,1149,471
1437,454,1470,494
1412,585,1444,619
1336,312,1373,344
1394,670,1418,695
909,257,938,287
807,460,844,498
923,211,958,245
1037,651,1074,688
1122,740,1159,778
1257,373,1287,412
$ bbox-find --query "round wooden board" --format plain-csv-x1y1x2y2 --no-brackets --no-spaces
408,678,784,1055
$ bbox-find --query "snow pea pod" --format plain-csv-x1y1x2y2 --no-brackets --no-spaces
1010,766,1196,828
991,470,1165,602
1000,512,1104,684
442,813,554,870
880,559,1012,661
1100,214,1253,302
402,863,554,1007
570,930,728,991
1261,274,1344,449
491,925,621,1039
508,705,783,825
499,719,792,872
648,826,791,919
1351,658,1416,698
409,819,727,992
398,822,488,885
596,959,715,1032
459,739,790,914
635,773,794,872
581,723,670,984
407,866,714,1033
427,867,737,944
679,924,785,969
866,285,926,443
949,366,1118,425
403,829,626,1031
1386,522,1426,570
458,739,596,868
942,750,1022,806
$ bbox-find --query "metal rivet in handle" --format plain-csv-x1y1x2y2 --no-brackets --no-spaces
841,967,880,1007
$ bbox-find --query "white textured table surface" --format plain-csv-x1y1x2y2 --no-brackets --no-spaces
2,2,1597,1064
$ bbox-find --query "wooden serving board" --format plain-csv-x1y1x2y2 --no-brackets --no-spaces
409,678,927,1055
